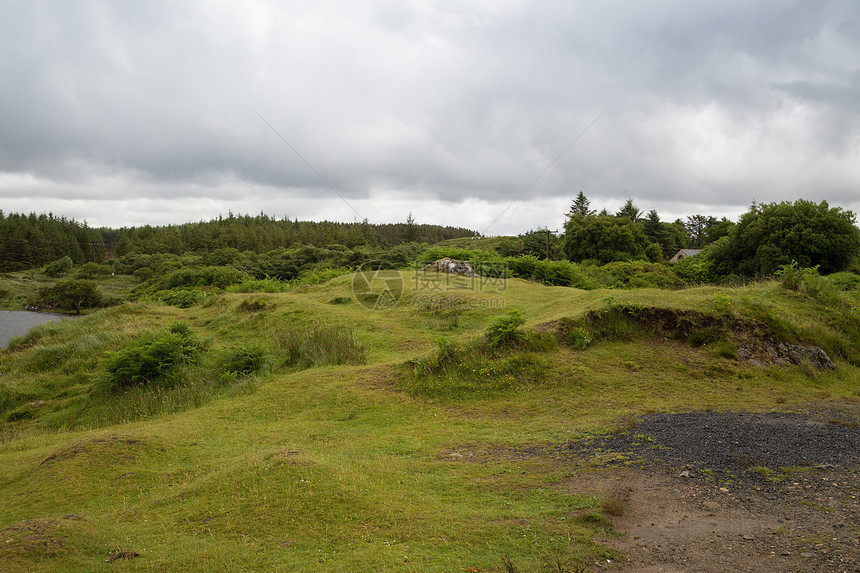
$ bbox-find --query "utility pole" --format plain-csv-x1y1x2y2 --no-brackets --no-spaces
546,229,558,260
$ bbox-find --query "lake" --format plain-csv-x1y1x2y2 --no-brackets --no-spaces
0,310,78,348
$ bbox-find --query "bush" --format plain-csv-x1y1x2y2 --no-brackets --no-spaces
594,260,682,289
218,344,273,380
486,310,526,347
74,262,113,278
504,256,595,288
102,323,207,389
133,267,154,282
158,288,203,308
159,266,252,290
827,272,860,291
44,256,74,277
34,279,103,311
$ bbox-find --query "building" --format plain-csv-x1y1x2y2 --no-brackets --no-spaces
669,249,702,263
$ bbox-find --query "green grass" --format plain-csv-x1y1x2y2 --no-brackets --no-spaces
1,271,859,571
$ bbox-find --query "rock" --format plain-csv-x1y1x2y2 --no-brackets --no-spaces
679,470,691,478
745,341,835,370
421,258,478,277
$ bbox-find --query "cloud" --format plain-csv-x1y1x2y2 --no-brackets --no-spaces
1,1,858,232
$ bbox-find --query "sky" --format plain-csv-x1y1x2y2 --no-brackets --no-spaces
1,1,859,236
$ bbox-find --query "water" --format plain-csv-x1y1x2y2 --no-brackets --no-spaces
0,310,77,348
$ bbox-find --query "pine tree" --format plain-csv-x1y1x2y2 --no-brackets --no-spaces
567,191,594,218
401,212,420,243
616,198,642,222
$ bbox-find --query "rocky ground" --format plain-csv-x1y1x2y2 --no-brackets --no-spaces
562,402,860,572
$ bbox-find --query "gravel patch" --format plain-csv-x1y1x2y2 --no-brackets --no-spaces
562,406,860,487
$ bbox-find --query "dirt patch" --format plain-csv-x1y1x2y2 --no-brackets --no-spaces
40,434,146,466
568,465,859,572
561,405,860,572
106,549,140,562
0,518,66,557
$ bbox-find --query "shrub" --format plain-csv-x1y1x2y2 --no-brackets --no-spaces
292,266,352,286
159,266,251,290
34,279,103,312
44,256,74,277
158,288,203,308
596,261,682,289
486,310,526,347
218,344,273,380
74,262,113,278
828,271,860,291
671,250,717,284
102,323,207,389
132,267,154,282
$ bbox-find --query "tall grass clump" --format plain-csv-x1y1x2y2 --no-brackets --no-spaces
22,332,114,374
581,298,645,342
272,325,367,368
4,318,81,351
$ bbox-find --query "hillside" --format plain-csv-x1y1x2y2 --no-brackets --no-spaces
1,271,859,571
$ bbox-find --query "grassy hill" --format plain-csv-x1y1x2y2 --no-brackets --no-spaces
1,270,858,571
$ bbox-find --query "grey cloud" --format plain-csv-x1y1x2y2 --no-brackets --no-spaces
1,0,858,228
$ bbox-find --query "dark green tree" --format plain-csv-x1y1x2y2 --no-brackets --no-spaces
44,255,74,277
712,199,860,276
401,212,420,243
642,210,677,259
563,215,661,264
668,219,689,251
684,214,711,248
702,217,735,246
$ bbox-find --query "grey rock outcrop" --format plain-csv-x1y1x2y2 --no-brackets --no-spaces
738,341,835,370
422,258,478,277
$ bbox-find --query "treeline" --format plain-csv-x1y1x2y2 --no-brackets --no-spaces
113,214,475,255
0,211,474,271
0,212,107,271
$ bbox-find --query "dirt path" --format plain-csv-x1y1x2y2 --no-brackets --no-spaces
563,403,860,572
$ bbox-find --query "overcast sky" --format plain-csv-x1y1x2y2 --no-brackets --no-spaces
1,1,858,235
